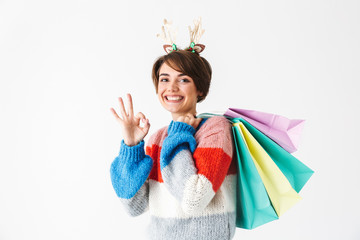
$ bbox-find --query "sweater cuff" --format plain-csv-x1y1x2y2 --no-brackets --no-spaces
168,121,196,136
119,140,146,162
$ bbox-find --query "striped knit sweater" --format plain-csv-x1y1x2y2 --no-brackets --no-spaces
110,116,237,240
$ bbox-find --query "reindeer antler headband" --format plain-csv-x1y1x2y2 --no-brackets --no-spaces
157,17,206,54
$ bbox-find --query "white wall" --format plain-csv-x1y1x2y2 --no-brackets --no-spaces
1,0,359,239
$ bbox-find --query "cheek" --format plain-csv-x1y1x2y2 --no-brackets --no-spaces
156,88,162,96
157,87,164,100
183,85,198,97
157,83,165,93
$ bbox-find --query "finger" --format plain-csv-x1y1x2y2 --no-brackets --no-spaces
188,117,195,126
135,112,146,125
118,97,128,119
127,93,134,117
187,113,195,120
142,119,151,134
187,113,195,124
135,112,146,120
195,117,203,126
110,108,123,122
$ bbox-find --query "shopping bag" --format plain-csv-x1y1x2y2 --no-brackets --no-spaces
234,120,302,217
234,118,314,192
232,124,278,229
197,111,313,228
225,108,305,153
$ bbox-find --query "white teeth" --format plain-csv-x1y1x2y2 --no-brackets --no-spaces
166,96,183,101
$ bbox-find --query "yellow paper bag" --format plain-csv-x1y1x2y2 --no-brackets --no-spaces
234,122,302,216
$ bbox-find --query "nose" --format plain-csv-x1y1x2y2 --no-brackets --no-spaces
167,81,179,92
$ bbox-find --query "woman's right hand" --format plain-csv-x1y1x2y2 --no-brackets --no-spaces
110,93,150,146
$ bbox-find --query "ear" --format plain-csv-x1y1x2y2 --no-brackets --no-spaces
193,44,205,53
163,44,173,54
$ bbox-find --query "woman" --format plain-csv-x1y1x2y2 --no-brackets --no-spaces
110,48,237,239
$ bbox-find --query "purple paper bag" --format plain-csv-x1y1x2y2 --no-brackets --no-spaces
225,108,305,153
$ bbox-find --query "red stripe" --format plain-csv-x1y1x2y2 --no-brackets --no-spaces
146,145,163,182
193,148,233,192
146,145,236,188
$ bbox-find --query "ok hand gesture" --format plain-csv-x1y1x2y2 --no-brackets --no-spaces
110,94,150,146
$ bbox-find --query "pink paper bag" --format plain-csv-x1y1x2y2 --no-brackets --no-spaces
224,108,305,153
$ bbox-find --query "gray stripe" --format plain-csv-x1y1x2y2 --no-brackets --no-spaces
161,149,197,201
120,180,149,216
147,212,236,240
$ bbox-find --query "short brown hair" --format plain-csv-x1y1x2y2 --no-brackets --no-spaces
151,50,212,102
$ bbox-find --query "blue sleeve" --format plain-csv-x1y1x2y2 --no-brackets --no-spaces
110,140,153,199
160,121,197,169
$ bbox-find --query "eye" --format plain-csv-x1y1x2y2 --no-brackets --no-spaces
160,78,168,82
180,78,190,83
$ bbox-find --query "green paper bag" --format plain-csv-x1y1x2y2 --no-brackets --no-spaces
232,125,278,229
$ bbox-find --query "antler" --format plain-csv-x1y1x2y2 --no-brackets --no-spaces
156,19,177,45
156,18,206,54
188,17,205,44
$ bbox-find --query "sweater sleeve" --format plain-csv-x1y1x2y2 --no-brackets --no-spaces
110,140,153,217
160,117,233,214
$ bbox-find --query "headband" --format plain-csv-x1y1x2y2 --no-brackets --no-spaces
157,17,206,54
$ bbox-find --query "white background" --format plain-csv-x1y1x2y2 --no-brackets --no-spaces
1,0,359,239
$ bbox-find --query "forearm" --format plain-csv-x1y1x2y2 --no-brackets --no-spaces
120,181,149,216
110,140,153,215
160,121,232,214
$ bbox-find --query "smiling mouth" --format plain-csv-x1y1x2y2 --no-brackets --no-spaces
165,96,184,102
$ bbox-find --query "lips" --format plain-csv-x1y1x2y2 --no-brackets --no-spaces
165,95,184,102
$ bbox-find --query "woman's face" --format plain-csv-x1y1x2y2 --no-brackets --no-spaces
157,62,201,120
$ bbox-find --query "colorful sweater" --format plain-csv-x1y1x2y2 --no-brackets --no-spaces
110,116,237,240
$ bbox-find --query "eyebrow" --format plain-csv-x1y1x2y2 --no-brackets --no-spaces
159,73,187,77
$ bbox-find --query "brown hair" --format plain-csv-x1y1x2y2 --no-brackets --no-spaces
151,50,212,102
